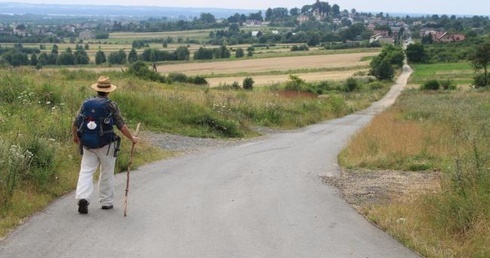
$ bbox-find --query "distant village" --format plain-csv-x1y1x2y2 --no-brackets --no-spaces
0,2,472,45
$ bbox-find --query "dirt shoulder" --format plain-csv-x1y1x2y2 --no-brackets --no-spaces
323,168,440,211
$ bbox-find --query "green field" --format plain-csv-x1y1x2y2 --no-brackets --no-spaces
409,62,474,86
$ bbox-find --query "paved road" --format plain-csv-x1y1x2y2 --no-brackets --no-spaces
0,65,418,257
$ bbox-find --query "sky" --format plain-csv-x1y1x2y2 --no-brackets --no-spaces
1,0,489,16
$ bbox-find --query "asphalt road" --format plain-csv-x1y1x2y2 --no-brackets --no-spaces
0,65,419,258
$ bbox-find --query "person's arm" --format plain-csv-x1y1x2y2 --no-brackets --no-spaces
120,124,139,144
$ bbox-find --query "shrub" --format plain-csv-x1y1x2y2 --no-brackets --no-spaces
184,113,243,138
473,74,489,88
421,79,440,91
440,79,456,90
167,72,188,83
243,77,254,90
285,75,306,91
126,61,165,83
189,75,208,85
344,77,359,92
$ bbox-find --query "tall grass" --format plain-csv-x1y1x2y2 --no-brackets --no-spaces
340,89,490,257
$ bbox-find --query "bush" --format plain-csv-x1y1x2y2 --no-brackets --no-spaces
344,77,359,92
291,44,309,51
284,75,306,91
473,74,489,88
243,77,254,90
184,113,243,138
421,79,440,91
440,79,456,90
126,61,165,83
189,75,208,85
167,72,189,83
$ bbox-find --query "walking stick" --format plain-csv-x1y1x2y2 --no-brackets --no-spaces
124,123,140,217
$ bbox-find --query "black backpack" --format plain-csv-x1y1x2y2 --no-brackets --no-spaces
77,97,115,149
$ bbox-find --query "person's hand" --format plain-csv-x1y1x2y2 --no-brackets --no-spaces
131,136,139,145
73,135,80,144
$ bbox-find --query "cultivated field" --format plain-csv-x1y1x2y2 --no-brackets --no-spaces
159,52,374,75
79,51,376,87
205,70,367,87
153,52,375,87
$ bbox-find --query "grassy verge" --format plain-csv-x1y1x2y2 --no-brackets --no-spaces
0,66,391,238
339,89,490,257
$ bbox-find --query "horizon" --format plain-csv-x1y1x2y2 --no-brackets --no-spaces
0,1,489,17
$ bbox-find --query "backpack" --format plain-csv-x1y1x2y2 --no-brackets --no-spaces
76,97,115,149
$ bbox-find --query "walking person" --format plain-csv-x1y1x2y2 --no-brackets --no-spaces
72,76,138,214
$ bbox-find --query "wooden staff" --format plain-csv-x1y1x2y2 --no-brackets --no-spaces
124,123,140,217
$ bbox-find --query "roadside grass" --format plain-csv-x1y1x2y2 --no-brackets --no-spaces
339,89,490,257
0,65,391,238
410,62,474,87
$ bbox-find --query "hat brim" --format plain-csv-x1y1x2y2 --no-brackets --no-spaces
90,83,117,92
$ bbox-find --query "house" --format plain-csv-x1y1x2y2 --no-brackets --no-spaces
373,30,390,37
421,30,466,43
436,32,466,43
370,34,394,45
297,15,310,24
244,20,262,26
79,30,95,40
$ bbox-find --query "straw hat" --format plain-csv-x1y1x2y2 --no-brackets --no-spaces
90,76,117,92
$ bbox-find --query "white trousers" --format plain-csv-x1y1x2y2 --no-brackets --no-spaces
75,144,116,206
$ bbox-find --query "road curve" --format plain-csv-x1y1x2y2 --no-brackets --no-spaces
0,65,418,257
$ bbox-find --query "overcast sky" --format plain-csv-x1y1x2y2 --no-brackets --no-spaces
2,0,489,16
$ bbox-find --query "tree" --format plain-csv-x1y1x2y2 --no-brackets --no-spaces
95,50,106,65
108,49,127,65
371,59,395,80
307,32,321,46
265,8,273,21
290,8,300,16
470,42,490,87
194,47,214,60
369,45,403,80
405,43,427,63
30,53,38,66
56,48,75,65
214,45,230,59
332,4,340,17
51,44,58,54
74,46,90,64
3,50,29,67
128,48,138,63
248,11,263,21
199,13,216,23
38,52,48,65
175,46,190,60
235,48,244,58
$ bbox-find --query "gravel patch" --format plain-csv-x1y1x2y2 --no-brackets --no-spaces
323,169,440,209
140,126,279,153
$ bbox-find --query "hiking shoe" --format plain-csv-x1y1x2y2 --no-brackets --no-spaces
78,199,89,214
101,205,113,210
